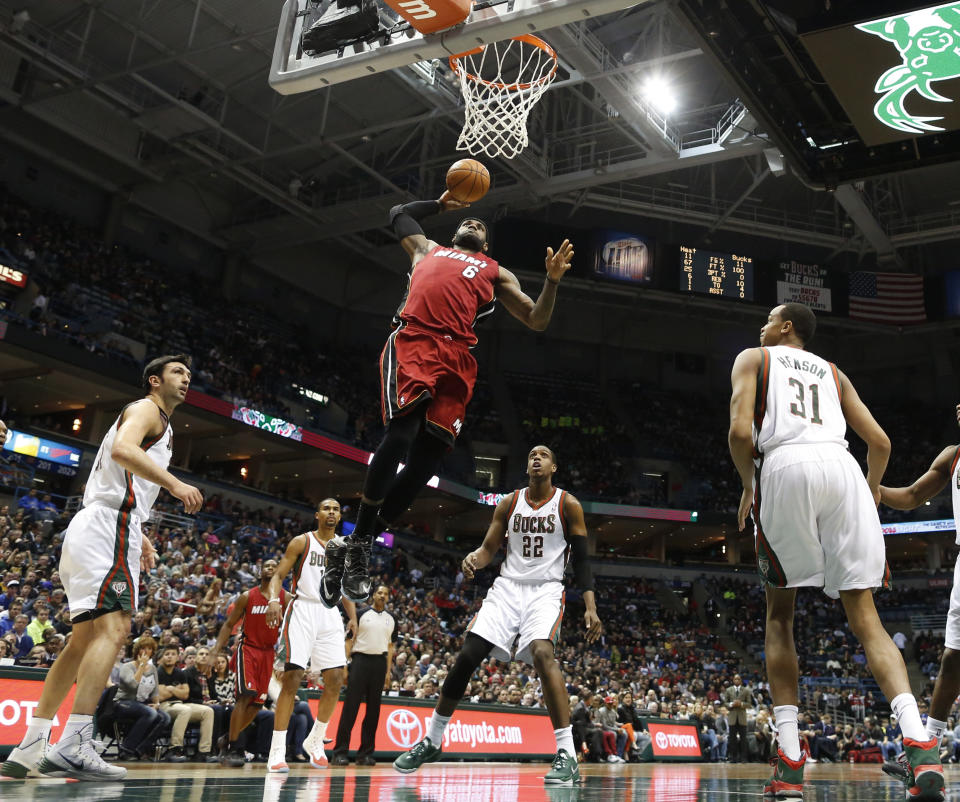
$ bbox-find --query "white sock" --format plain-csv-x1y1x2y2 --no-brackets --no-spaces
20,717,53,747
310,719,328,741
554,726,576,759
925,715,948,745
60,714,93,747
426,713,451,746
891,694,926,742
773,705,801,761
270,730,287,756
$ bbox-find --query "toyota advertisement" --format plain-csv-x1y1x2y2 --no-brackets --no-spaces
315,697,557,759
644,720,703,761
0,676,77,747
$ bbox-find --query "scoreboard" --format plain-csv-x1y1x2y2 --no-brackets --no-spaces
679,245,753,300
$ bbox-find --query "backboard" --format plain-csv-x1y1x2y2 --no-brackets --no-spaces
269,0,646,95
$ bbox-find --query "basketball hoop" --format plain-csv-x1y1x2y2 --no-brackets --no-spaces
449,35,558,160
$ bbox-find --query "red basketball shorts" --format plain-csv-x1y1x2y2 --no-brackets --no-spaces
380,324,477,446
232,643,273,704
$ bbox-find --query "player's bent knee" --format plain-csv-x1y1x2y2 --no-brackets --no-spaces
530,641,556,670
324,667,346,689
444,640,490,699
282,668,305,689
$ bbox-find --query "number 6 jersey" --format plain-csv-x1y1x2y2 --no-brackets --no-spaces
499,488,569,584
753,345,847,458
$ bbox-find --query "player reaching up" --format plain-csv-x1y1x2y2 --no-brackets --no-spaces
211,558,287,767
323,191,574,606
392,445,601,786
728,304,943,801
263,499,357,772
878,404,960,763
1,355,202,781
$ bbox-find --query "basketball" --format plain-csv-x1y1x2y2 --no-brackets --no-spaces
446,159,491,203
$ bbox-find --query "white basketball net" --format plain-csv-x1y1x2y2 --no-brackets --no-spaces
450,35,558,160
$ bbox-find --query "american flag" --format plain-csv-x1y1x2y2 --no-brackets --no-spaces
848,271,926,324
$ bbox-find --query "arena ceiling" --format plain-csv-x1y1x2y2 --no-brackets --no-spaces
1,0,959,281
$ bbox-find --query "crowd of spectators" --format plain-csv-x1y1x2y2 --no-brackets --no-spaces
511,374,655,505
6,190,956,514
0,188,384,447
1,491,958,765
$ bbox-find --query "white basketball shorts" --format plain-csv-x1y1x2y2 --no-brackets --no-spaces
59,503,143,620
753,443,889,599
467,576,565,664
277,597,346,671
944,556,960,651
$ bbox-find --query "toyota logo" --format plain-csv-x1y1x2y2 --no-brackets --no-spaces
655,731,669,750
386,709,424,749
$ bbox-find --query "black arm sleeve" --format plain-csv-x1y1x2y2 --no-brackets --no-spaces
570,535,594,593
390,199,442,240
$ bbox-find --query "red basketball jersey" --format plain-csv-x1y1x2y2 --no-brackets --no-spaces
393,245,499,346
240,586,286,651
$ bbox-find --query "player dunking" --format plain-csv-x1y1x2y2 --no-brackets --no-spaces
1,355,202,781
879,404,960,762
392,445,601,785
323,193,575,605
211,558,287,767
728,304,943,801
264,499,357,772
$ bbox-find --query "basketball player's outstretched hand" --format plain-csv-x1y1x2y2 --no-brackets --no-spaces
141,535,157,572
461,550,481,580
438,190,471,212
172,480,203,514
545,240,574,282
737,488,752,531
584,610,602,644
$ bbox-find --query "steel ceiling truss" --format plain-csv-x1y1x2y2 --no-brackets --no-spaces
2,1,959,260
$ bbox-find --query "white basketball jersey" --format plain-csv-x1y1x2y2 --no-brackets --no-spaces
291,533,339,607
500,488,569,584
950,447,960,545
754,345,848,458
84,401,172,515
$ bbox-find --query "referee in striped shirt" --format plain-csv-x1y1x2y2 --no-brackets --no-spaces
331,585,395,765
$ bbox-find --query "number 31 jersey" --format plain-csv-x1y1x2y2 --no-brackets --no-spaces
499,488,569,584
753,345,847,458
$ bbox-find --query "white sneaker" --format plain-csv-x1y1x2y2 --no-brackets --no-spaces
307,743,328,769
267,750,289,773
606,754,619,763
40,739,127,781
1,733,47,778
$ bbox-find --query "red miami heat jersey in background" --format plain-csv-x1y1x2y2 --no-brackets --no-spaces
240,586,286,650
393,245,500,346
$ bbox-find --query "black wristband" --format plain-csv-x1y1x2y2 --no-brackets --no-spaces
570,535,594,592
389,199,441,224
546,276,560,285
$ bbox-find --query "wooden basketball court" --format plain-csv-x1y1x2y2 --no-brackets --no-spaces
1,761,950,801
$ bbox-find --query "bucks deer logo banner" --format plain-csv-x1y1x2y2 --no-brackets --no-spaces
857,3,960,135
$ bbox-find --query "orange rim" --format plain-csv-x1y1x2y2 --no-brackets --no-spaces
449,35,558,91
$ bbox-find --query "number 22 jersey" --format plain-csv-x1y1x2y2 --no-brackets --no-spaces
753,345,847,458
499,488,569,584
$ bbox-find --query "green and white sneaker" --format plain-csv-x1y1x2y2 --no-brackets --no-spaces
393,738,442,774
1,732,47,778
892,736,944,801
544,749,580,785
